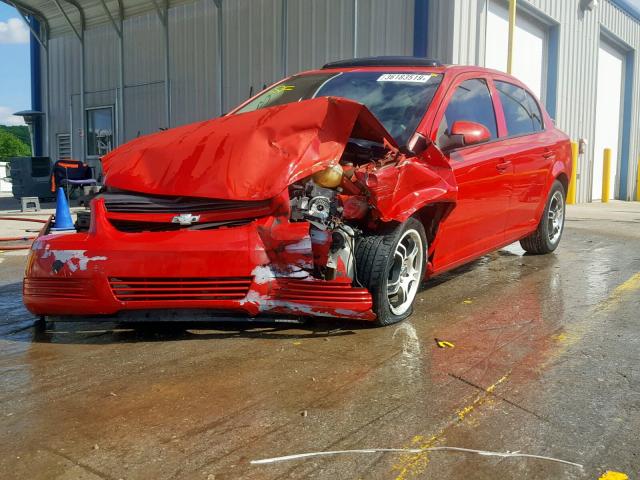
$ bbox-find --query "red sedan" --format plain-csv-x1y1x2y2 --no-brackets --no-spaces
24,57,571,326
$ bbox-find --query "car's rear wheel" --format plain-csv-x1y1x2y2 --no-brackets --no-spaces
34,315,48,332
520,180,566,254
355,218,427,326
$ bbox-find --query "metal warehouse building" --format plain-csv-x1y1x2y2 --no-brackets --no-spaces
5,0,640,202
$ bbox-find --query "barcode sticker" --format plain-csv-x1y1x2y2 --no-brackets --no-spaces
377,73,433,83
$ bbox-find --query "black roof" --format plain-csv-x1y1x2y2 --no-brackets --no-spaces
322,56,443,69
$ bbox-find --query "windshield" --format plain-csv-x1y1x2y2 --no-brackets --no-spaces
235,71,443,146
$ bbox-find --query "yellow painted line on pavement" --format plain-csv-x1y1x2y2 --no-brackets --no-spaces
598,471,629,480
456,373,508,422
392,374,509,480
392,272,640,480
392,434,440,480
543,271,640,361
599,272,640,311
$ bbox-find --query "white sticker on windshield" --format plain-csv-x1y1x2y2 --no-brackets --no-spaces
377,73,433,83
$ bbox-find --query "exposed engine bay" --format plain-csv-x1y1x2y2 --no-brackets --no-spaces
288,139,402,282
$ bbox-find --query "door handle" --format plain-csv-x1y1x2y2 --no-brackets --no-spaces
543,148,555,159
496,161,512,173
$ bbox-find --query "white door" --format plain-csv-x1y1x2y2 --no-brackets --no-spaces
592,42,624,201
485,0,547,99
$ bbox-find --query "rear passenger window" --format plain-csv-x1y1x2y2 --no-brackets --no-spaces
495,81,544,136
437,79,498,147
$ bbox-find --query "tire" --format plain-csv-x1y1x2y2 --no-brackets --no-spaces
355,218,427,326
520,180,566,254
34,315,47,332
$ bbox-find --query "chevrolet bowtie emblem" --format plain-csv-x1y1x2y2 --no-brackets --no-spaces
172,213,201,225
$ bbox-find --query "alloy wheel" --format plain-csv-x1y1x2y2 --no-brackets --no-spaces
548,190,564,244
387,229,424,316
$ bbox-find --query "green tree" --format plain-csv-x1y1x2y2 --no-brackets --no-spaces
0,130,31,159
0,126,31,147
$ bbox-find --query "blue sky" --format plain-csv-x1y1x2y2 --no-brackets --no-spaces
0,2,30,126
624,0,640,12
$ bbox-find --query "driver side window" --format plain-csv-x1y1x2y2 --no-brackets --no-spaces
436,79,498,149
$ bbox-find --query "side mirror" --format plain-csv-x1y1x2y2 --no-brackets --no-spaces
406,132,429,156
443,121,491,151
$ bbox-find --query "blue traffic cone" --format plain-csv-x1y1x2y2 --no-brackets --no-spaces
50,187,76,232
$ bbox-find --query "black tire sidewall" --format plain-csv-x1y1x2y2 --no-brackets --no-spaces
374,218,427,325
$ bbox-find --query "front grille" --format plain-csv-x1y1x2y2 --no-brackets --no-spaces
273,279,371,304
109,220,182,233
109,218,255,233
102,192,271,214
109,277,253,302
101,191,272,233
24,278,94,299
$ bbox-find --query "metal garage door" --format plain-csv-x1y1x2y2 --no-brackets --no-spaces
592,41,624,201
485,0,547,99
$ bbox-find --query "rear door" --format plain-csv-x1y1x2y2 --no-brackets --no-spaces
493,80,554,241
430,76,513,271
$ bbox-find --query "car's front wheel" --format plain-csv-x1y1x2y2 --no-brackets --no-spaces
520,179,566,254
355,218,427,326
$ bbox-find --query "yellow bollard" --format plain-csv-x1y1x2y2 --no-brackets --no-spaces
602,148,611,203
567,142,578,204
636,156,640,202
507,0,517,74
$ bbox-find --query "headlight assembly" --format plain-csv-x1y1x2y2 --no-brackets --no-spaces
312,164,344,189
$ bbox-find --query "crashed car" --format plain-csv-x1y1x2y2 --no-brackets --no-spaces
24,57,571,326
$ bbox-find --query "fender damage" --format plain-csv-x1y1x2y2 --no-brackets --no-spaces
24,97,457,321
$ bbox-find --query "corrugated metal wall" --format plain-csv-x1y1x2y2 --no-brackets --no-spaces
123,12,165,141
286,0,355,74
356,0,414,57
169,1,221,126
223,0,283,110
44,0,414,163
42,0,638,200
47,34,79,158
426,0,456,63
428,0,640,201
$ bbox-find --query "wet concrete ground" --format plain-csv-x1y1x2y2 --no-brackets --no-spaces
1,202,639,479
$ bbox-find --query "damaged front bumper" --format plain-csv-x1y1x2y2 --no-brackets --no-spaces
23,200,374,321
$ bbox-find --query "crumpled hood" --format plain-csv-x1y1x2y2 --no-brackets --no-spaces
102,97,398,200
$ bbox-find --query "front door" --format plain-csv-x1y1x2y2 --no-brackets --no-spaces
431,77,512,272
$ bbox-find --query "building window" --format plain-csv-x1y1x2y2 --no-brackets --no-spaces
86,107,114,157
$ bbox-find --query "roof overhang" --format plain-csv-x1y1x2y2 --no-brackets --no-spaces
609,0,640,22
0,0,194,38
2,0,638,41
